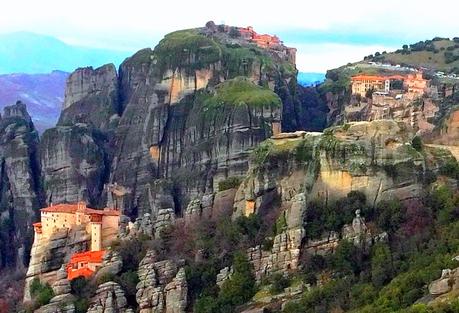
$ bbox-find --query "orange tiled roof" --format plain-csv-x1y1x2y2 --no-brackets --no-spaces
351,74,406,81
68,250,105,264
41,203,120,216
66,250,105,280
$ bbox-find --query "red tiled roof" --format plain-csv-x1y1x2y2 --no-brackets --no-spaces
351,74,406,82
41,203,79,213
68,250,105,264
66,250,105,280
40,203,120,216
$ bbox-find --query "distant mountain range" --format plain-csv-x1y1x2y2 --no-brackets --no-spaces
297,72,325,86
0,32,132,74
0,71,68,131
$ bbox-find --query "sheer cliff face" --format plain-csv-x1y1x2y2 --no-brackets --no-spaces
0,102,42,269
59,64,120,130
40,125,108,206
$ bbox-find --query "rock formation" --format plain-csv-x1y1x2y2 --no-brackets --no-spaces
59,64,120,130
35,266,75,313
94,250,123,280
24,227,90,301
154,208,175,238
136,250,187,313
40,125,109,206
0,101,43,270
87,281,133,313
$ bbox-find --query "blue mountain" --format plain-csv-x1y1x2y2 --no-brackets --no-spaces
0,32,132,74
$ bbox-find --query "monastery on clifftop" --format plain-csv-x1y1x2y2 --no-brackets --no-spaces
32,202,120,280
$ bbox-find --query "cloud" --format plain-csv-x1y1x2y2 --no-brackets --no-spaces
293,43,398,72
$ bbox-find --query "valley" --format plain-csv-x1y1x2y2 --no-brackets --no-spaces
0,22,458,313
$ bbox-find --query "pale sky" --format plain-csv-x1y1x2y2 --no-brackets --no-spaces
1,0,459,72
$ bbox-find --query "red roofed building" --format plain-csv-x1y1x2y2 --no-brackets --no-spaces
238,26,282,49
33,201,120,253
66,250,105,280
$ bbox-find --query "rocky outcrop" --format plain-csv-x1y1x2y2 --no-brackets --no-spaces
35,266,75,313
59,64,120,130
95,250,123,280
0,101,43,270
429,267,459,296
40,125,108,206
154,208,175,238
87,281,133,313
24,226,90,301
136,250,187,313
216,266,233,287
234,120,435,220
247,193,306,281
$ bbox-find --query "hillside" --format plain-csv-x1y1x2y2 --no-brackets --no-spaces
365,37,459,73
0,71,68,131
0,32,131,74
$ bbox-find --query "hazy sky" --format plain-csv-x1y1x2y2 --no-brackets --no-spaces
1,0,459,72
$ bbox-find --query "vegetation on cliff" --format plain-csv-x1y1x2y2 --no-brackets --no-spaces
205,77,281,109
283,185,459,313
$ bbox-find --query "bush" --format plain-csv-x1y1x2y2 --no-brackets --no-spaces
218,252,256,307
195,252,256,313
412,136,423,151
218,177,242,191
29,278,54,307
439,159,459,179
74,298,89,313
70,276,88,297
375,199,405,232
371,243,393,287
270,273,291,294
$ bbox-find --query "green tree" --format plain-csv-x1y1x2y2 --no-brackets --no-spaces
218,252,256,309
330,240,362,276
375,199,405,232
371,243,393,287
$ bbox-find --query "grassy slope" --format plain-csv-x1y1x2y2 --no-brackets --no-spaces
370,39,459,72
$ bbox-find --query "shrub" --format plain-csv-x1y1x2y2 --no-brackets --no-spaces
29,278,54,307
439,159,459,179
270,273,291,294
371,243,393,287
74,298,89,313
218,177,242,191
411,136,423,151
218,252,256,307
274,212,287,235
375,199,405,232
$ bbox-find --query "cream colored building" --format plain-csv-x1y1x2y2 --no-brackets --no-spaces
33,202,120,251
